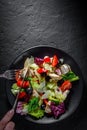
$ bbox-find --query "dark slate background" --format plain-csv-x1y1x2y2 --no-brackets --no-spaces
0,0,87,130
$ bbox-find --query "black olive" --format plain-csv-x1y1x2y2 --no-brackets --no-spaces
41,72,47,77
57,79,64,86
45,76,51,82
26,86,33,95
41,104,46,110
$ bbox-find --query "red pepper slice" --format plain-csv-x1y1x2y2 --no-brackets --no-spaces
60,80,72,92
17,79,29,88
17,79,23,87
37,68,48,74
18,91,27,99
52,55,58,67
44,57,50,63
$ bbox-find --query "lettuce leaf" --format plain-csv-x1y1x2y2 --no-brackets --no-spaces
11,83,20,95
29,109,44,118
28,97,39,112
62,71,79,82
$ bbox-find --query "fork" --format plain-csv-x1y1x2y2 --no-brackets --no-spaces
0,69,19,80
12,90,20,110
12,67,28,110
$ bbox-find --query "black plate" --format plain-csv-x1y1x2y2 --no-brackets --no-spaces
6,45,83,124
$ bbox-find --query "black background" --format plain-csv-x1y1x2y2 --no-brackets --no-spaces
0,0,87,130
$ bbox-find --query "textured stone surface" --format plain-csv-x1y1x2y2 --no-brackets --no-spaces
0,0,87,130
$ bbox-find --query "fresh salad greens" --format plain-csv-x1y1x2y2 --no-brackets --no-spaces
11,55,79,119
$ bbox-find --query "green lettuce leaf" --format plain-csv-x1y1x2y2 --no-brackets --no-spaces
29,109,44,118
11,83,20,95
28,97,39,112
62,71,79,82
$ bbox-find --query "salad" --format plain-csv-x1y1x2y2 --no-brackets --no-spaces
11,55,79,119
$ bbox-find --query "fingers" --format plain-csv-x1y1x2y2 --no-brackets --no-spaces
4,121,15,130
0,109,14,130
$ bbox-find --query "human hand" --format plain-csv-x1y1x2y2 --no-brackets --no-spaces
0,109,15,130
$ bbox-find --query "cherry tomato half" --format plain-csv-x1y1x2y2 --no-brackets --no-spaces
18,91,27,99
60,80,72,92
52,55,58,67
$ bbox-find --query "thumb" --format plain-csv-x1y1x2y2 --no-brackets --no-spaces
0,109,14,130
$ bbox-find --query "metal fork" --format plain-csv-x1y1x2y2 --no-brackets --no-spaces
12,67,28,110
12,90,20,110
0,69,19,80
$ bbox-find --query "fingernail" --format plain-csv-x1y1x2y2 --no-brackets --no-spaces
9,109,14,114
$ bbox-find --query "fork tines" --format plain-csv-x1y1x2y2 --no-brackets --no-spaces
5,69,20,80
